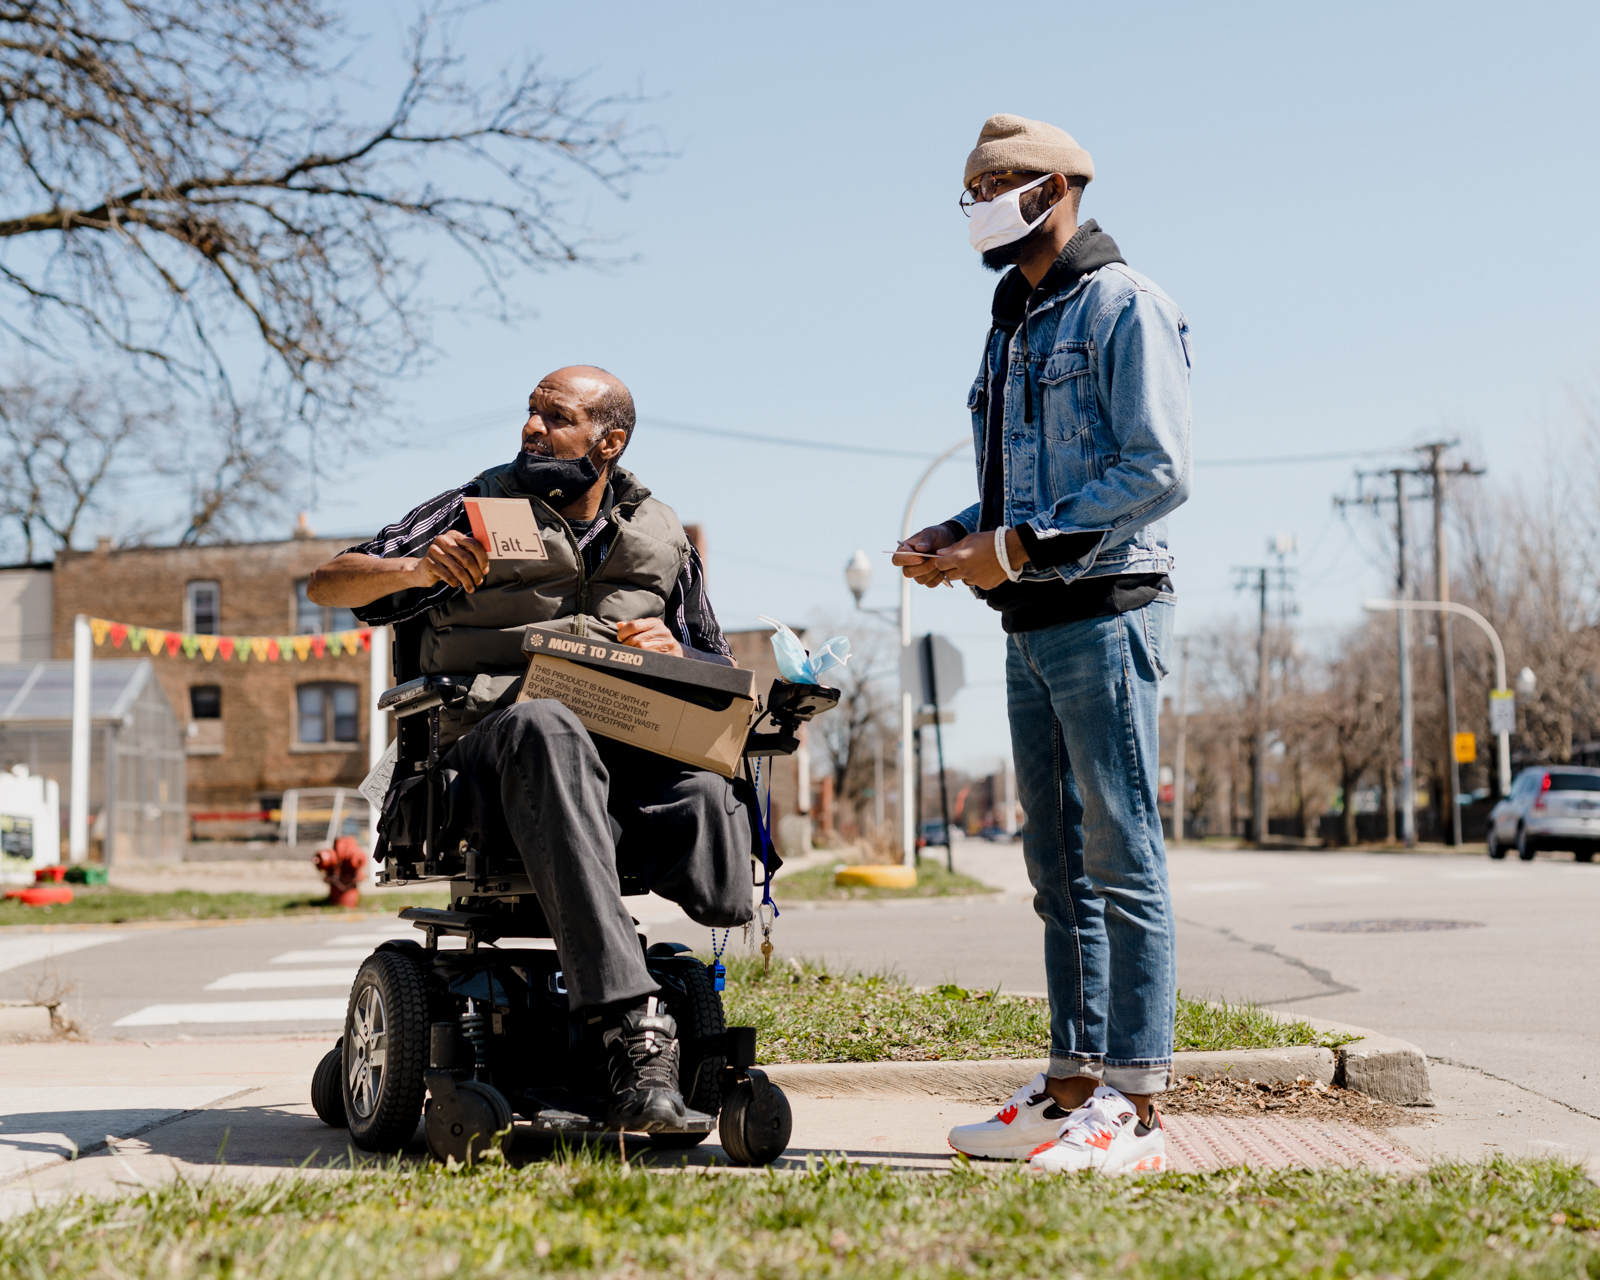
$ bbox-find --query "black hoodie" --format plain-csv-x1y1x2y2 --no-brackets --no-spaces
953,222,1171,634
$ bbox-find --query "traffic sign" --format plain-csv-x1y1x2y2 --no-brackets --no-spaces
1489,690,1515,735
901,634,965,709
1454,732,1477,764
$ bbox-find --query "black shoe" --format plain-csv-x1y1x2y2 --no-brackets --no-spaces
603,997,686,1131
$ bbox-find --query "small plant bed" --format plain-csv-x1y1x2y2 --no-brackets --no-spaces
0,886,449,926
6,1153,1597,1279
717,956,1350,1063
1161,1074,1411,1129
775,860,994,900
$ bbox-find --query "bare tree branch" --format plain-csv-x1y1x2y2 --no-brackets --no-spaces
0,0,658,428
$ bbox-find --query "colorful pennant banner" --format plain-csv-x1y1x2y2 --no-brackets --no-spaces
88,617,372,662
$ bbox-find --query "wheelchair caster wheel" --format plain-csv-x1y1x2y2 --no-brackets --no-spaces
718,1074,791,1166
311,1038,346,1127
425,1079,514,1164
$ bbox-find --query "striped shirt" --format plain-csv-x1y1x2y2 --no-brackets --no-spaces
343,481,731,660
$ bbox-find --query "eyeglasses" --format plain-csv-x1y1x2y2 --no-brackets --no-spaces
959,170,1045,216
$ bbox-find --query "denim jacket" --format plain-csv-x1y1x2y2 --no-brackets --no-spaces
948,257,1192,583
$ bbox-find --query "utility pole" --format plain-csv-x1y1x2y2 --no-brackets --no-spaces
1419,442,1486,844
1425,442,1461,846
1338,444,1484,846
1394,472,1416,848
1172,635,1191,844
1234,554,1295,846
1338,467,1421,846
1252,569,1268,844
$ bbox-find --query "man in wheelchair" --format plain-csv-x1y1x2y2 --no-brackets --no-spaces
308,365,760,1133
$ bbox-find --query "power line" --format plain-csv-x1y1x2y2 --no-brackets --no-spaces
639,417,947,460
416,404,1391,467
1196,448,1408,468
416,406,959,461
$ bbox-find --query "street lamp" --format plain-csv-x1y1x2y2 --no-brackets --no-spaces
1364,598,1512,798
1516,666,1536,699
845,549,871,606
841,439,970,866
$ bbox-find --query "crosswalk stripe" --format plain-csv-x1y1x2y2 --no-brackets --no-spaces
271,949,373,964
205,968,358,991
0,933,123,977
325,934,413,946
113,999,347,1027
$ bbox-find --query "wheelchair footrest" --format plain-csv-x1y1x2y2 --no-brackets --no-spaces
522,1108,716,1136
512,1086,715,1134
400,906,547,944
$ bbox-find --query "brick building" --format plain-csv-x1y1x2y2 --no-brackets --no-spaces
41,525,809,853
51,531,375,824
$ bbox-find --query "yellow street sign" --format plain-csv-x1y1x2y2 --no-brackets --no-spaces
1454,732,1477,764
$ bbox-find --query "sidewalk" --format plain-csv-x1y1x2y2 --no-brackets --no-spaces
3,1035,1595,1216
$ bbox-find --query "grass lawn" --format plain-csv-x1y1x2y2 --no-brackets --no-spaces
776,860,994,900
719,956,1352,1063
6,1153,1596,1279
0,885,449,926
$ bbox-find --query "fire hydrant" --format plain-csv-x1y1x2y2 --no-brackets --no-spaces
313,836,368,908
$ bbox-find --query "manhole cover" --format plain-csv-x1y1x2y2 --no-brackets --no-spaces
1294,918,1485,933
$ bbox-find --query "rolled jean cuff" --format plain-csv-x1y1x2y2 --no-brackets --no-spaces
1047,1056,1105,1082
1104,1062,1172,1096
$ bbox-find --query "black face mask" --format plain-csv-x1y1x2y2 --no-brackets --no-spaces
508,448,600,505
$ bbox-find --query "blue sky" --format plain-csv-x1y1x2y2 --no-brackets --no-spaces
292,0,1600,771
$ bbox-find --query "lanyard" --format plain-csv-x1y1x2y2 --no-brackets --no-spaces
753,757,778,971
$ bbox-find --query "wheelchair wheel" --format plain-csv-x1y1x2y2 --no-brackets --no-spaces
650,960,727,1150
343,950,429,1153
311,1038,346,1127
425,1080,514,1165
718,1076,792,1166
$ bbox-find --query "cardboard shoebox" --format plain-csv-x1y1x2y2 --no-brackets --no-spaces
517,626,759,777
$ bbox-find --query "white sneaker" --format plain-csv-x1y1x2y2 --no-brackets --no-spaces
947,1073,1079,1161
1027,1086,1167,1175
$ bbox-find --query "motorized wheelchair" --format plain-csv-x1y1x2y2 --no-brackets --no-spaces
308,617,839,1165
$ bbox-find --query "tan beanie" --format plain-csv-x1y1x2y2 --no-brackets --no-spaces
964,114,1094,189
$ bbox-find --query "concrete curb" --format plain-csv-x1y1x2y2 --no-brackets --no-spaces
764,1045,1337,1103
1282,1014,1433,1107
0,1001,57,1041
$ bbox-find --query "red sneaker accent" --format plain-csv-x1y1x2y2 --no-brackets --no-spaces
997,1104,1018,1125
1028,1139,1057,1158
1132,1155,1165,1171
1084,1129,1113,1150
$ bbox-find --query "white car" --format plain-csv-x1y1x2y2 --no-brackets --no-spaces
1486,766,1600,862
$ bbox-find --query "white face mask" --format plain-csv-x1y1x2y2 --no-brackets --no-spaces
967,173,1055,254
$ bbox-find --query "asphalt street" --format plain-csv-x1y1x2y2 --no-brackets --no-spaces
2,842,1595,1122
779,842,1600,1122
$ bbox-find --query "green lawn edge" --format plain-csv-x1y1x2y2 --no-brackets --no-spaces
0,885,449,926
3,1152,1595,1279
775,861,994,900
718,955,1353,1062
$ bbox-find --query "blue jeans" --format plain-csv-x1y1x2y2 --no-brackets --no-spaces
1007,598,1175,1095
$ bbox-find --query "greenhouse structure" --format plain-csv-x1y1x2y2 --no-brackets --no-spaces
0,659,186,863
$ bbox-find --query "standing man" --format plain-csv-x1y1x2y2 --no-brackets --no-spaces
897,115,1191,1175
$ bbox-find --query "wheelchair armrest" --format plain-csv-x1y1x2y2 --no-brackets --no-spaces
379,674,474,719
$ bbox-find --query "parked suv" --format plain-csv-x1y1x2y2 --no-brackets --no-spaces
1487,766,1600,862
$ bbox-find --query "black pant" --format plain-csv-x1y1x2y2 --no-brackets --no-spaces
441,699,756,1009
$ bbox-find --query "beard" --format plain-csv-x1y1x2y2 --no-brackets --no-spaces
980,187,1055,272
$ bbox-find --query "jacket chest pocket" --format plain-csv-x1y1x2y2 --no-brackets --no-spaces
1037,346,1094,442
